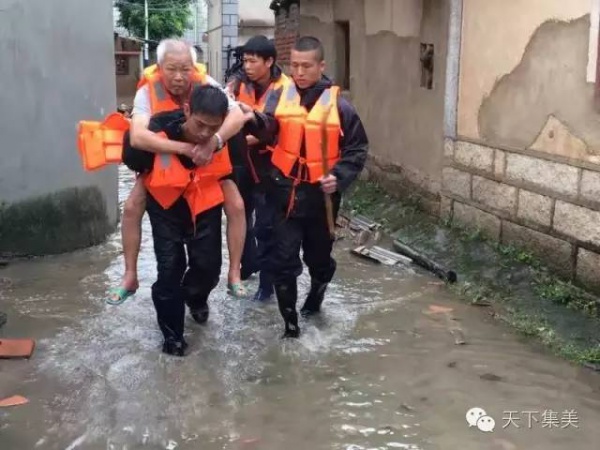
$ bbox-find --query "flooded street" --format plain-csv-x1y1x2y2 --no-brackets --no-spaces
1,168,600,450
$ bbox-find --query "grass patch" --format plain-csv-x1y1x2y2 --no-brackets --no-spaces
343,179,600,368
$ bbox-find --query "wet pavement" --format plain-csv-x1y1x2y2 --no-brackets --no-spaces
1,168,600,449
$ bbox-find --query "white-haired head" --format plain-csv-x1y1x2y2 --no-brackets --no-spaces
156,38,197,65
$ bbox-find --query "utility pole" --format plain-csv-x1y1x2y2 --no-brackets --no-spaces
144,0,149,67
194,0,199,46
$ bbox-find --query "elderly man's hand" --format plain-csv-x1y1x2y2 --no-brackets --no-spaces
191,139,216,166
177,143,197,159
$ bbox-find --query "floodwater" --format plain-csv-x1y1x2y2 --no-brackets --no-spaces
1,168,600,450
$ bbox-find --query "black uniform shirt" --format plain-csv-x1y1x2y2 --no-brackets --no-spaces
122,109,233,224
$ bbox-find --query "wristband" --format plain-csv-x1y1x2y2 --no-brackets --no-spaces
214,133,225,150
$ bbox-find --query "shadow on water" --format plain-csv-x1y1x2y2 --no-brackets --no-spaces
1,168,600,450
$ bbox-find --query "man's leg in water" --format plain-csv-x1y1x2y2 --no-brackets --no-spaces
120,176,146,293
221,179,246,293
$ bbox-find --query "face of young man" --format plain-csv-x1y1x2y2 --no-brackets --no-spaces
290,49,325,90
159,52,194,97
243,53,273,84
182,107,225,146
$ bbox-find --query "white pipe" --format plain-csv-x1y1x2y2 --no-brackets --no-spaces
443,0,463,139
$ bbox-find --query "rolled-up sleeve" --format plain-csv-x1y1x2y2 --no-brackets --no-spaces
132,85,152,117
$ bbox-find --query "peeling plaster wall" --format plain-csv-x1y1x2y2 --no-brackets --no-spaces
442,0,600,290
478,16,600,164
457,0,595,158
300,0,450,197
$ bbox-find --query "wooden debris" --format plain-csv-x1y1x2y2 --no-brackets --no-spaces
351,245,412,266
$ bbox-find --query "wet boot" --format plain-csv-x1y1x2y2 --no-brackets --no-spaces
162,337,188,357
300,279,328,318
253,271,274,302
274,282,300,338
187,296,210,324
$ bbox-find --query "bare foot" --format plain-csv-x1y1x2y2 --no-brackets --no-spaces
121,271,139,292
228,267,241,286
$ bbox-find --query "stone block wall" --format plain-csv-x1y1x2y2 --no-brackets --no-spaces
442,139,600,289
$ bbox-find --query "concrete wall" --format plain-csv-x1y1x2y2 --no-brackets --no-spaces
297,0,450,208
0,0,118,256
239,0,275,45
206,0,238,82
441,0,600,290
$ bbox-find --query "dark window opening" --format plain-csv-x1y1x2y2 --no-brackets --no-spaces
420,43,434,90
335,21,350,90
115,55,129,76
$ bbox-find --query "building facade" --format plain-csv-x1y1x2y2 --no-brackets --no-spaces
207,0,274,81
0,0,118,255
273,0,600,290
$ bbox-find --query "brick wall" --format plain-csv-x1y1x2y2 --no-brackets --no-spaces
441,138,600,290
273,2,299,73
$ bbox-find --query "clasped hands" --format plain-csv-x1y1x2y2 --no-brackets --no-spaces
178,136,219,166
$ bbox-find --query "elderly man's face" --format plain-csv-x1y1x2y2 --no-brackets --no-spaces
159,52,194,97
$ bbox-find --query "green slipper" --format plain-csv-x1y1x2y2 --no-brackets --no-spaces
227,282,248,298
105,286,136,306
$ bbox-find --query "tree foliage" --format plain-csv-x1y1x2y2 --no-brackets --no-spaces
115,0,193,42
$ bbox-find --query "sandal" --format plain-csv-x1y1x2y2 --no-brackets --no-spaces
105,286,137,306
227,282,248,298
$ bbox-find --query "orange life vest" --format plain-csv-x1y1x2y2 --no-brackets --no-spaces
137,63,207,90
145,66,207,114
236,74,289,182
77,112,130,171
237,73,289,112
271,83,341,184
144,136,233,220
141,71,231,220
77,64,207,171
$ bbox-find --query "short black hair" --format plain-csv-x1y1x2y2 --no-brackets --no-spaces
293,36,324,61
189,84,228,117
243,35,277,61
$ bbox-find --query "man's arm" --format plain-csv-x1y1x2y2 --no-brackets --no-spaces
243,88,283,146
186,76,247,166
205,75,245,142
129,85,195,156
328,97,369,193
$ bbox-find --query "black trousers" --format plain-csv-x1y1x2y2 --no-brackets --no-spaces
267,205,338,287
147,204,222,343
233,166,276,279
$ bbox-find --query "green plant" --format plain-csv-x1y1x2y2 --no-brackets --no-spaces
115,0,193,42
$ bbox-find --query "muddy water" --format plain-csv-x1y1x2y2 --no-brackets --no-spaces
1,168,600,450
